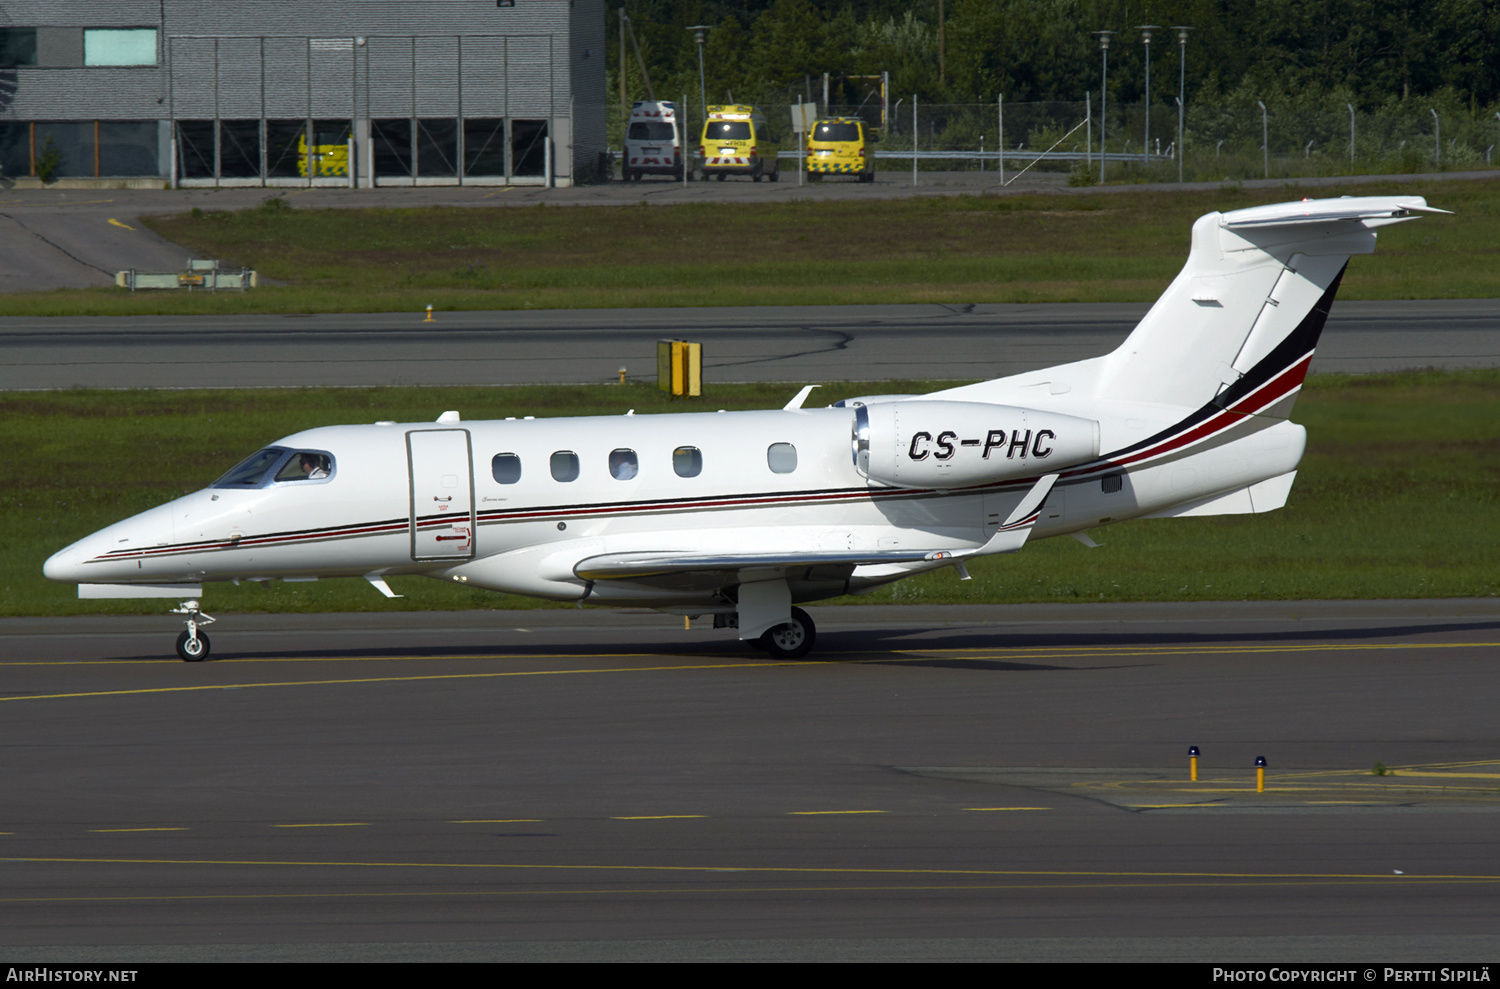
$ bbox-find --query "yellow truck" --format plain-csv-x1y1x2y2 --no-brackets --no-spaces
297,134,349,178
700,105,779,182
806,117,876,182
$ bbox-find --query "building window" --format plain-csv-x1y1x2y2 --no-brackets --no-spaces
84,28,157,67
767,443,798,474
0,28,38,68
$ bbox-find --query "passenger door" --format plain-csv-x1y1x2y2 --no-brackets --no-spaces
407,429,476,562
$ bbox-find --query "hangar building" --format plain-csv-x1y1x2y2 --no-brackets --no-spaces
0,0,605,187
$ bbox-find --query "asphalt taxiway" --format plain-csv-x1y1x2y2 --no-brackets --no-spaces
3,599,1498,961
3,298,1498,390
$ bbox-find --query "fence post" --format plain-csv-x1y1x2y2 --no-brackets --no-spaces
1257,100,1268,178
998,92,1004,186
1176,96,1183,182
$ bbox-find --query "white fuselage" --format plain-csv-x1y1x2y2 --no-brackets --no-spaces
44,400,1306,608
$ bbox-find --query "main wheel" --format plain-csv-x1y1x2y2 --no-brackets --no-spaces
176,630,211,662
715,173,726,182
758,607,816,659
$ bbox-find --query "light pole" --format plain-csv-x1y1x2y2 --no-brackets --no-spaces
1348,103,1355,164
1173,26,1190,182
687,25,710,117
1094,30,1114,182
1137,25,1159,164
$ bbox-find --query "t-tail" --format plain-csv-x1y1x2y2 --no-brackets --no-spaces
1096,196,1449,416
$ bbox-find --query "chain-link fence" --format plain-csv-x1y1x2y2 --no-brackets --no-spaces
605,95,1500,182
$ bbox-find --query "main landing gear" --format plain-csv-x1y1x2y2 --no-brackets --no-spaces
171,599,215,662
759,607,816,660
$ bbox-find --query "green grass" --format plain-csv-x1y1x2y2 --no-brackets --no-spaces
2,177,1497,316
5,371,1496,617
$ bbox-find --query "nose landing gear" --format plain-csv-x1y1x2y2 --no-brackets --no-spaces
171,599,215,662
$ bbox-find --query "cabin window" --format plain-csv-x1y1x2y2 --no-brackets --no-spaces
1101,473,1124,494
673,446,702,478
767,442,797,474
609,449,638,480
492,453,522,484
550,450,580,482
274,451,333,482
213,447,286,487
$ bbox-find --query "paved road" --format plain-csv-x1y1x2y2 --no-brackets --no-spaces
2,299,1497,390
1,168,1491,292
2,600,1498,961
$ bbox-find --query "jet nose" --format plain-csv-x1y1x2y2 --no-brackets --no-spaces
43,543,85,583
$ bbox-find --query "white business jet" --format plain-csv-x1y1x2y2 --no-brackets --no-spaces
45,196,1444,661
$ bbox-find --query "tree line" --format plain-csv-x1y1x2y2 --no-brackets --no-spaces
610,1,1500,116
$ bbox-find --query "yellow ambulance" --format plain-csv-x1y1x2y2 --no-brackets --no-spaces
700,105,779,182
806,117,876,182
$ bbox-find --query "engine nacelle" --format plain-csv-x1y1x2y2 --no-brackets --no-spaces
853,400,1100,488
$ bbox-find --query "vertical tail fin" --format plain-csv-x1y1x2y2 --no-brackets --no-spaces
1096,196,1448,415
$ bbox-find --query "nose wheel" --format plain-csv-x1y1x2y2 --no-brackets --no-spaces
171,599,215,662
176,629,211,662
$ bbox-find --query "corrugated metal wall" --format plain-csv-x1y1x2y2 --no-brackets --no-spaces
0,0,605,182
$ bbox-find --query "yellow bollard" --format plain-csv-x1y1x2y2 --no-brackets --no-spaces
1189,745,1200,782
424,304,434,322
1255,755,1267,793
684,615,690,630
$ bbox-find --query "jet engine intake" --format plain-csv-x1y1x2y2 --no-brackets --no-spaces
853,401,1100,488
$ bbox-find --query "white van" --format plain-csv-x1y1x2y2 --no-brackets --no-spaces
622,100,686,181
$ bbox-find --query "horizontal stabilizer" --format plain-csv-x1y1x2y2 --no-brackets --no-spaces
1220,198,1451,229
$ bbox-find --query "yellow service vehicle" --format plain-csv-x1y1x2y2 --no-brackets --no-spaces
806,117,876,182
700,105,779,182
296,133,349,178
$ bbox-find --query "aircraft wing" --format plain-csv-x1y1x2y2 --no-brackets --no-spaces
573,549,951,582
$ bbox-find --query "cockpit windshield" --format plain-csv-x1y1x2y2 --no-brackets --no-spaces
214,448,288,487
212,447,335,488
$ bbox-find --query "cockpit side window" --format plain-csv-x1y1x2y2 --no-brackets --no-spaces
213,448,288,488
274,451,334,482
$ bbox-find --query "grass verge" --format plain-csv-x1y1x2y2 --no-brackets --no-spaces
1,178,1497,316
4,370,1496,617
